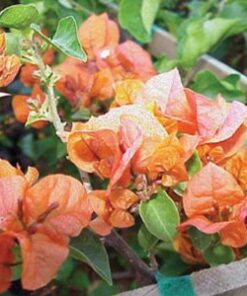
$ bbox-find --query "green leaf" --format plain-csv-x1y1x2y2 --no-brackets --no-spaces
191,70,246,103
69,270,90,290
141,0,160,35
31,16,87,61
154,55,179,73
187,0,216,17
188,227,212,252
177,17,238,68
5,31,22,56
71,108,91,121
70,229,112,285
158,10,183,36
99,0,114,3
204,243,235,267
90,281,119,296
138,224,158,251
139,190,180,242
0,4,40,29
12,246,22,281
186,151,202,177
58,0,73,9
219,0,247,36
172,182,187,196
18,133,36,160
160,250,188,276
25,112,47,127
56,258,75,282
119,0,159,43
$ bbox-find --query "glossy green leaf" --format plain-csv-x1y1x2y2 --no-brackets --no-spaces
186,151,202,177
139,190,180,242
177,18,238,68
138,224,158,251
204,243,235,267
31,16,87,61
0,4,40,29
70,229,112,285
191,70,246,103
119,0,159,43
188,227,212,252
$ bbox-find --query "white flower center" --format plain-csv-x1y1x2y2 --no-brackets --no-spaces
100,48,111,59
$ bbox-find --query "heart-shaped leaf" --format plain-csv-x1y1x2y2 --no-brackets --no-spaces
31,16,87,61
0,4,40,29
70,229,112,285
139,190,180,242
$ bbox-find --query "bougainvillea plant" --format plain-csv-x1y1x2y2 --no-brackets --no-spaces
1,2,247,294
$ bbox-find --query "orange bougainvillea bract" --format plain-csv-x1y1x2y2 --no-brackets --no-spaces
55,13,156,107
3,5,247,286
0,32,20,87
0,160,92,292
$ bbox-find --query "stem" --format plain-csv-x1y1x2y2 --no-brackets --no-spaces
79,169,93,193
70,0,92,15
33,45,65,140
77,171,155,284
47,83,64,135
105,230,155,285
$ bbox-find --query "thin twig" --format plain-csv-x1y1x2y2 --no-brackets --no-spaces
105,230,155,285
79,169,93,193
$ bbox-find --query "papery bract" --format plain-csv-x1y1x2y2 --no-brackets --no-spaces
117,41,156,81
146,133,188,186
55,57,95,107
135,68,195,132
183,162,244,217
89,188,139,235
224,148,247,191
180,216,247,248
0,161,92,292
174,233,204,265
0,235,14,293
78,13,119,61
0,32,20,87
67,105,167,189
113,79,144,107
12,83,47,129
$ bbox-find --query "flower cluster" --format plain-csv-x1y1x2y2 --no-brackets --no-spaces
2,10,247,292
55,13,156,107
67,68,247,263
0,160,92,292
